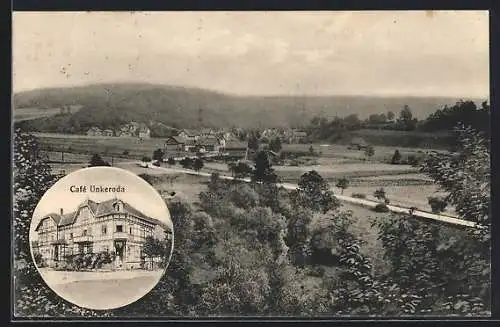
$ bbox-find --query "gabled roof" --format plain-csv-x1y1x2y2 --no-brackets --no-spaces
34,214,61,231
199,136,220,146
35,198,166,230
179,129,199,137
165,136,186,144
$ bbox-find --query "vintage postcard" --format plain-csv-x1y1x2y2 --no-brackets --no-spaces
12,11,490,318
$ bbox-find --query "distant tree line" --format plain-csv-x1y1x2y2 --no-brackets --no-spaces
306,100,490,143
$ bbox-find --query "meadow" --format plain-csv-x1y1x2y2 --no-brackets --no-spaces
14,106,83,122
37,129,451,215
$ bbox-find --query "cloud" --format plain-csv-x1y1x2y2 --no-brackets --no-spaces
12,11,489,97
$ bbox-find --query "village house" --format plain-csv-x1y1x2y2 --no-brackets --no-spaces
33,198,172,270
164,136,198,153
102,129,114,137
117,122,151,139
164,135,225,154
199,135,222,152
138,123,151,139
87,127,103,137
177,129,200,141
200,128,216,137
286,130,308,144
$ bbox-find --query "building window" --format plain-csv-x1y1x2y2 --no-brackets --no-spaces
102,225,107,235
129,227,132,234
83,229,87,236
116,225,123,233
70,233,73,239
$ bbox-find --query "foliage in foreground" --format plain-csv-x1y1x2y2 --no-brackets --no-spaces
13,125,490,317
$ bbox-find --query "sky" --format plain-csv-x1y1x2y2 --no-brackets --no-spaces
29,166,173,241
12,11,489,97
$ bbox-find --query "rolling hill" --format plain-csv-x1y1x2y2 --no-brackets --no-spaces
12,83,484,129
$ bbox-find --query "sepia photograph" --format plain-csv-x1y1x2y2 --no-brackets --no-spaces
27,167,174,310
12,11,490,318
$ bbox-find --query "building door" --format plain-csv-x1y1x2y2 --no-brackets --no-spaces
53,245,59,261
114,240,126,267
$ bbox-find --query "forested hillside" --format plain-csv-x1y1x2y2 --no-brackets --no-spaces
13,83,482,130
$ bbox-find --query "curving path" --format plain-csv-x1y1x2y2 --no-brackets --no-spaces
141,162,479,229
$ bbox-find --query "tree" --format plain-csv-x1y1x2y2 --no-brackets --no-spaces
335,177,349,195
269,137,282,153
180,157,193,169
420,124,490,227
141,156,152,163
89,153,110,167
387,111,395,121
364,145,375,159
167,157,176,165
391,149,402,164
234,161,253,179
152,148,165,162
373,188,386,202
247,131,260,151
398,105,417,131
142,236,167,269
428,196,447,214
252,150,278,184
400,105,413,122
13,130,104,317
294,170,339,214
190,211,217,249
192,158,204,173
368,113,387,124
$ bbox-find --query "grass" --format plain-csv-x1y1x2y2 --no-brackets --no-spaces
286,143,444,163
35,132,245,160
14,107,81,122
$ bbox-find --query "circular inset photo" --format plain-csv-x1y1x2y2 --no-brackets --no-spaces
29,166,174,310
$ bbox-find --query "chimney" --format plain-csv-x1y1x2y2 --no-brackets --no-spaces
60,208,63,215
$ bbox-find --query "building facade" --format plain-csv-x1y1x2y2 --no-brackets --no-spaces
33,198,172,270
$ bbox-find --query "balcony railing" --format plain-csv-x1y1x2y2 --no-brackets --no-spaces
113,232,130,240
50,239,68,245
73,235,93,243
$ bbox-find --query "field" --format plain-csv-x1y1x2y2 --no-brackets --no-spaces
14,106,83,122
36,130,453,215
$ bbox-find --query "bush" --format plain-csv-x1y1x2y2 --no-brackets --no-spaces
309,265,326,277
153,161,161,167
33,252,44,267
373,203,390,213
167,157,176,165
428,196,448,213
407,154,420,166
391,149,402,164
351,193,366,199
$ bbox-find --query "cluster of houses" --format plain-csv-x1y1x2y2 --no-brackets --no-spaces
87,122,151,139
260,128,308,144
164,129,227,154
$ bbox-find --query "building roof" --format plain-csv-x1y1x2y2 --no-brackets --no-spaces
179,129,199,137
35,198,166,231
199,136,220,146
